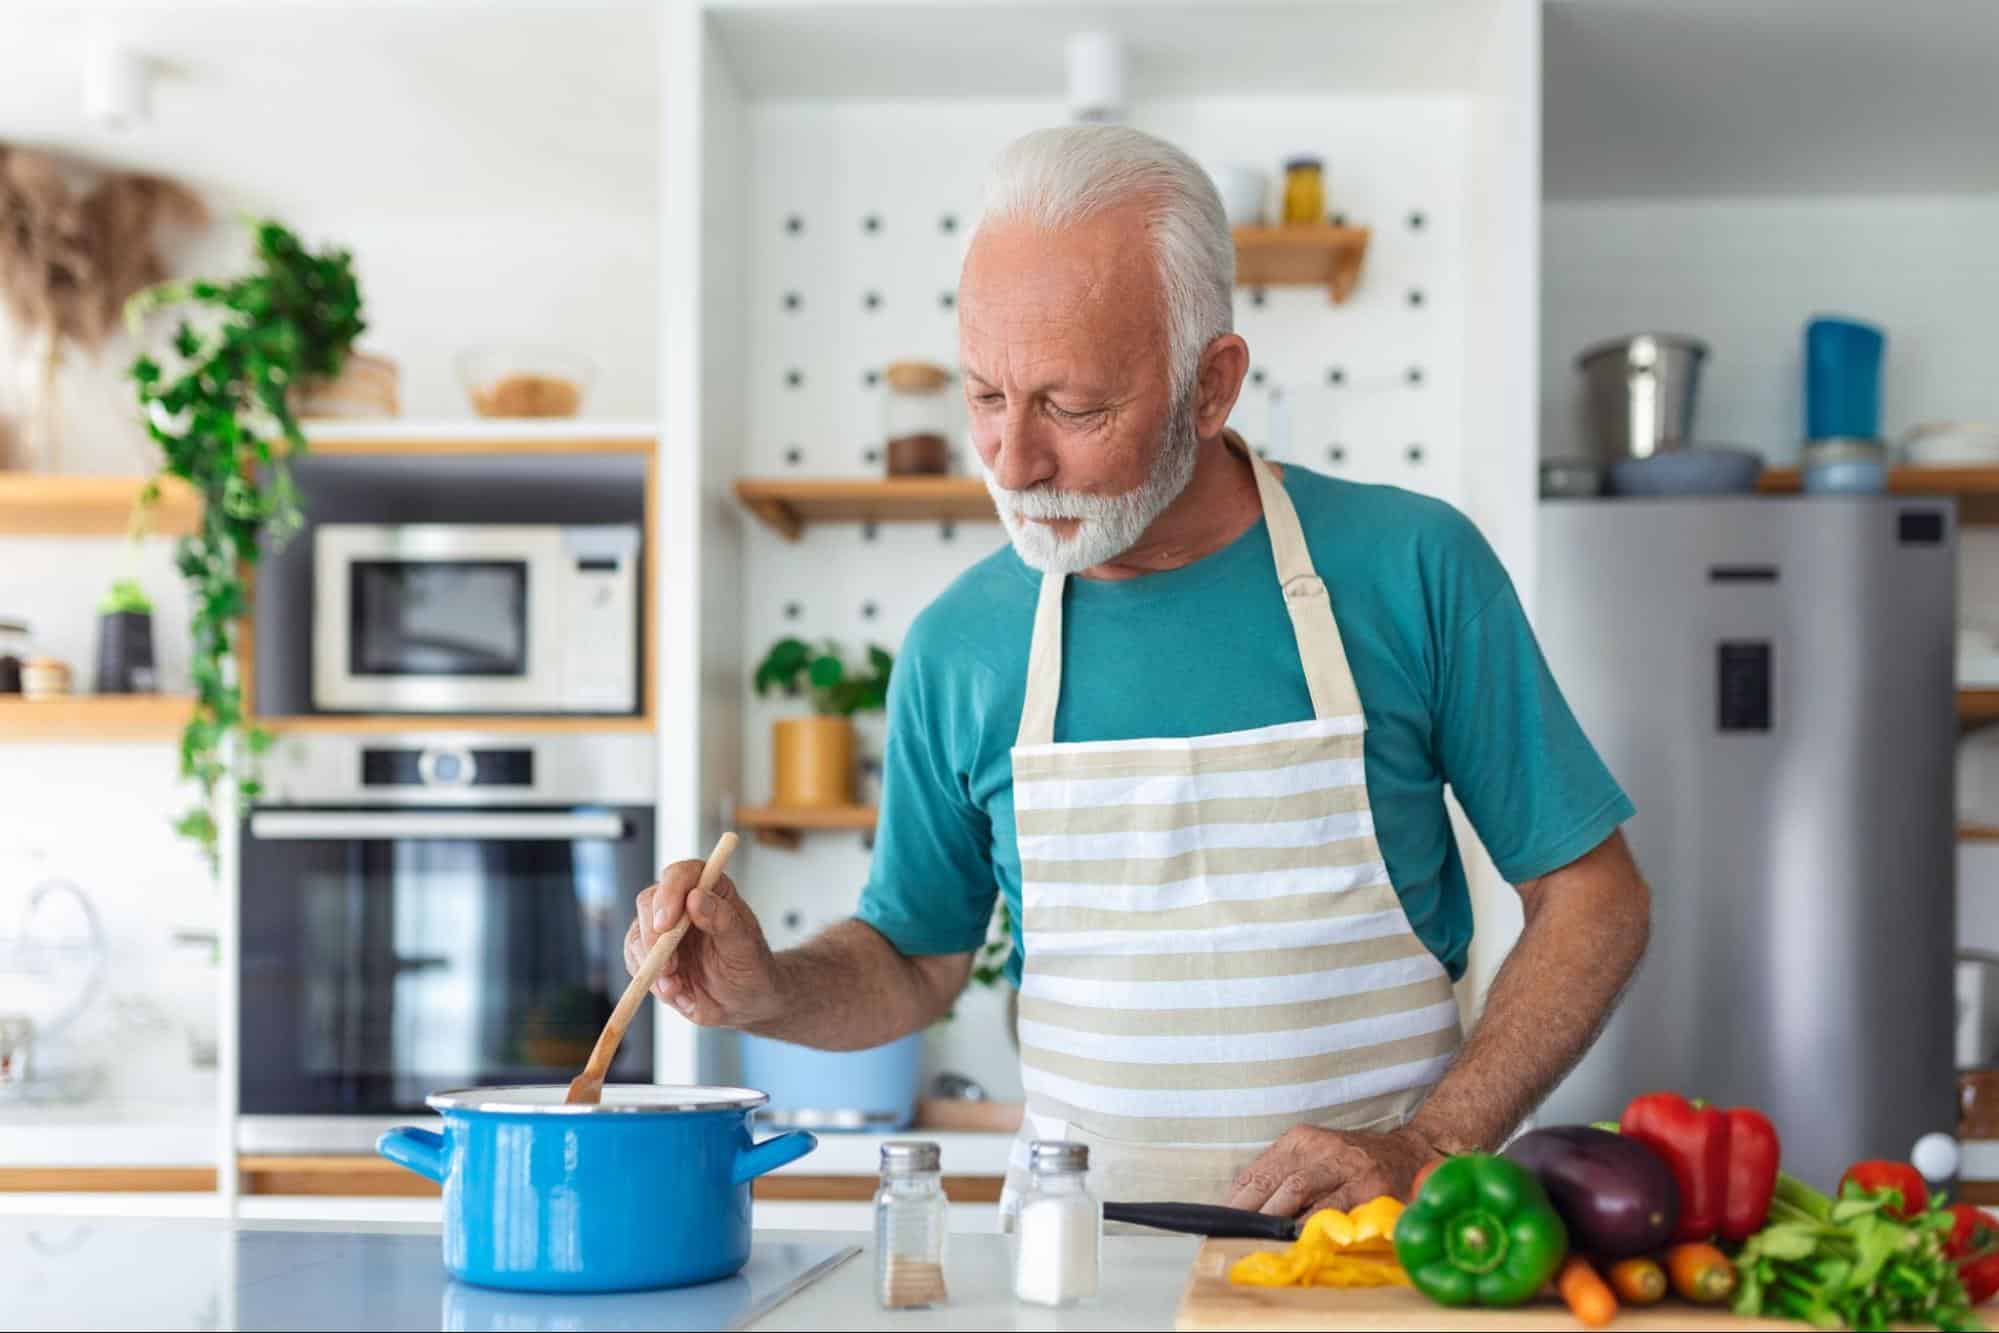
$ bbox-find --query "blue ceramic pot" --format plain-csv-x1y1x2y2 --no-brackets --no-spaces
378,1084,815,1293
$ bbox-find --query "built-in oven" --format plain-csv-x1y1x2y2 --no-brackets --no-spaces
236,731,655,1153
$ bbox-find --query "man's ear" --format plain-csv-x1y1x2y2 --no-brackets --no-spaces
1195,334,1251,437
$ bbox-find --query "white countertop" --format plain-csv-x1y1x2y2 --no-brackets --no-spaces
0,1102,218,1166
0,1214,1198,1331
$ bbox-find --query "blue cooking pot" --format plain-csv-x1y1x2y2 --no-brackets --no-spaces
378,1084,816,1293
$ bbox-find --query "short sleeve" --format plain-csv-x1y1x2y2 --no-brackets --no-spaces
1433,565,1635,885
853,619,998,956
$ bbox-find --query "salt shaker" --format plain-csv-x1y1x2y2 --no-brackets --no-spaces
1013,1139,1101,1307
875,1140,949,1309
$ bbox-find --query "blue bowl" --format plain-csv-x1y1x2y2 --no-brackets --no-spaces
1608,447,1764,496
739,1031,922,1131
378,1084,815,1293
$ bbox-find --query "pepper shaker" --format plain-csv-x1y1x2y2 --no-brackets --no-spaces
875,1140,949,1309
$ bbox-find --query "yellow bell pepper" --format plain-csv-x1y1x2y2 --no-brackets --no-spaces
1227,1197,1412,1289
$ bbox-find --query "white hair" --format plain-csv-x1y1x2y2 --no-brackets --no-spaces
977,125,1234,400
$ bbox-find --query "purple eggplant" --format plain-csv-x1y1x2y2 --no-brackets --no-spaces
1504,1125,1679,1259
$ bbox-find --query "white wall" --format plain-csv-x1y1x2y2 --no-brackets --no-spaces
1541,193,1999,463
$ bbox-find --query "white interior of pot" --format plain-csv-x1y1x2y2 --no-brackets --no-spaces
428,1084,768,1113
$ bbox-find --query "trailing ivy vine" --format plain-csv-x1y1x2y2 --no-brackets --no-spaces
126,220,364,871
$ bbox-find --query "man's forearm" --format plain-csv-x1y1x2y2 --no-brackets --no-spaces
1405,832,1650,1155
744,919,968,1050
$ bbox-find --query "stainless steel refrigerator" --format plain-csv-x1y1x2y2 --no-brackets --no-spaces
1533,497,1958,1189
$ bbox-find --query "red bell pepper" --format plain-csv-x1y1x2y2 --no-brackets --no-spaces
1619,1092,1780,1243
1839,1160,1929,1220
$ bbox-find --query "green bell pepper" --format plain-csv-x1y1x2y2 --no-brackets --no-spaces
1393,1153,1568,1307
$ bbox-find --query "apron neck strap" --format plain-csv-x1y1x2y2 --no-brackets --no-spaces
1014,432,1361,749
1016,566,1067,748
1239,436,1363,720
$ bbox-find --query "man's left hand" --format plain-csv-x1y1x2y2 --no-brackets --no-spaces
1226,1124,1444,1217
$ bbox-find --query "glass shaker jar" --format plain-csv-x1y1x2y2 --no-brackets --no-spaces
882,360,955,476
1282,156,1325,226
0,619,29,694
876,1140,949,1309
1013,1140,1101,1307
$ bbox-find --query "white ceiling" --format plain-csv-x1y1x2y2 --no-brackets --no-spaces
0,2,659,219
1544,0,1999,200
707,0,1497,100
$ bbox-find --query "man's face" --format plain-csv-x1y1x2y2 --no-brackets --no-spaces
958,203,1190,571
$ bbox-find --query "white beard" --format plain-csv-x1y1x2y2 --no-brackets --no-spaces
985,397,1201,575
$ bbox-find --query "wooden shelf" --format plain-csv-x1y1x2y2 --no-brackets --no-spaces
0,694,194,742
1232,224,1371,303
734,477,995,540
258,714,653,735
0,474,200,537
1962,825,1999,842
1963,690,1999,725
735,802,878,849
1761,465,1999,523
301,419,656,455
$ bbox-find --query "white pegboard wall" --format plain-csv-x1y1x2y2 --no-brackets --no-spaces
732,95,1476,1099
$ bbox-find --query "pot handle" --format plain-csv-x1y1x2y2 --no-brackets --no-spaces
376,1126,448,1183
732,1129,817,1186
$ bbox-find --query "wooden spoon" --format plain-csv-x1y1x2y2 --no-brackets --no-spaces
564,831,739,1106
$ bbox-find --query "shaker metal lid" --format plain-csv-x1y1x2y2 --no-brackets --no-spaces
880,1140,942,1173
426,1084,768,1114
1029,1139,1089,1172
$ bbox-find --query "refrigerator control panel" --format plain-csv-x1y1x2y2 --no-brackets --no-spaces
1718,641,1772,732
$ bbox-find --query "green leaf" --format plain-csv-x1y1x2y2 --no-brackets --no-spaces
807,654,844,689
1754,1225,1825,1262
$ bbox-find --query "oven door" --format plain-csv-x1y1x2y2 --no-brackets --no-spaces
237,805,653,1142
312,525,564,713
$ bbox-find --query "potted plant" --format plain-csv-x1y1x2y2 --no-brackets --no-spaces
93,577,157,694
753,639,892,808
126,219,365,871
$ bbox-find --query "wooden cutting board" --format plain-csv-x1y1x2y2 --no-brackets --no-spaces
1175,1238,1805,1330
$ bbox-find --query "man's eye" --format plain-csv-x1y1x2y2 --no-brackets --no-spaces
1049,404,1099,422
973,392,1005,407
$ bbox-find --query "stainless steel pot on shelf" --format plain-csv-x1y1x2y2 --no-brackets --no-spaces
1576,333,1709,462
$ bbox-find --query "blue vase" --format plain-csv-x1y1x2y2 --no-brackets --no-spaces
1805,316,1885,441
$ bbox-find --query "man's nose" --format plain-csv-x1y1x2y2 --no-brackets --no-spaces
988,403,1057,492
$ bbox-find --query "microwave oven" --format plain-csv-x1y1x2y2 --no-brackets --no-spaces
313,523,639,714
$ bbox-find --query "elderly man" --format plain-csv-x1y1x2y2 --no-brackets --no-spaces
629,125,1649,1216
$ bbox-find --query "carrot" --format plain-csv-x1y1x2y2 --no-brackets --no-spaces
1664,1242,1736,1304
1557,1255,1619,1328
1606,1256,1665,1306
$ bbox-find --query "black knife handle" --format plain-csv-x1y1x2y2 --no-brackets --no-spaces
1102,1201,1300,1241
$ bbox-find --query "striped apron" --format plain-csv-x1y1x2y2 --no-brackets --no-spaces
1000,441,1463,1214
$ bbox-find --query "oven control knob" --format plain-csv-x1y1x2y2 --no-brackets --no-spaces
417,747,476,787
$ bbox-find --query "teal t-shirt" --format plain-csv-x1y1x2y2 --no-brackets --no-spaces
855,464,1633,985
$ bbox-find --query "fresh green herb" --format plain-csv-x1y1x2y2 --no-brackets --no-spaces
97,577,153,616
752,638,893,717
125,219,365,872
1733,1172,1985,1331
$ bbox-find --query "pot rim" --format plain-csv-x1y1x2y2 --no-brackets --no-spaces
1575,333,1710,369
426,1083,769,1115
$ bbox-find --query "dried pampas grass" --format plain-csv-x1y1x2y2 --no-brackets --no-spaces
0,143,206,348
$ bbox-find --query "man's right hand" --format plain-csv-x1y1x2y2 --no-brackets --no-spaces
626,859,779,1029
